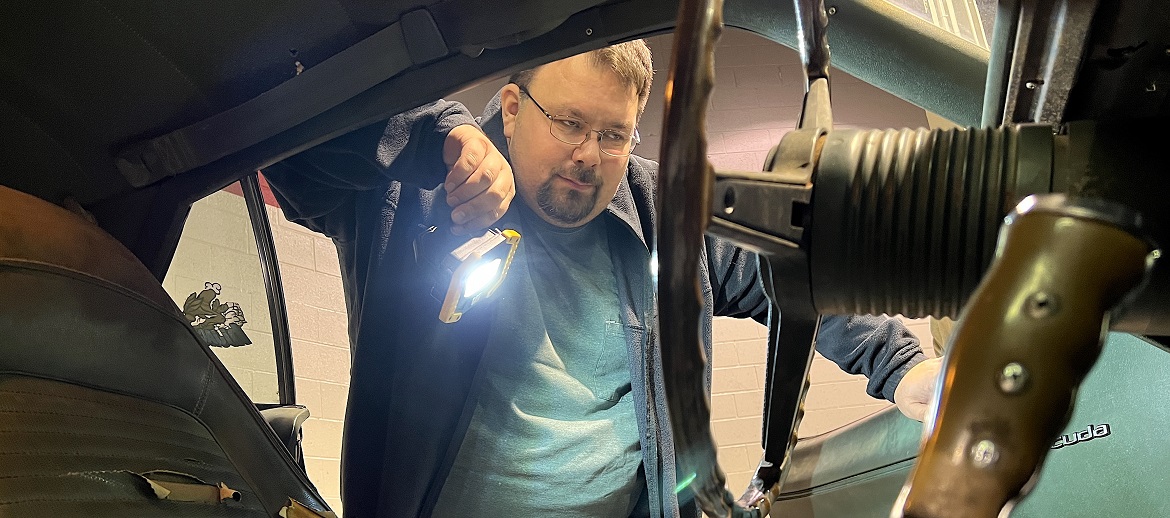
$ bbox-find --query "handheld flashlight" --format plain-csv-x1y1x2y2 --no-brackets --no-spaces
415,226,521,323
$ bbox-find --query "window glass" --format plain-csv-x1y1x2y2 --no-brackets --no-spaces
163,182,280,404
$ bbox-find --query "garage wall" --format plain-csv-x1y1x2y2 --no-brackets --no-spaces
268,204,351,513
162,190,282,405
162,192,351,513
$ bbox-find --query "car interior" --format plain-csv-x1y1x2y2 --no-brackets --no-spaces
1,0,1167,517
0,184,330,516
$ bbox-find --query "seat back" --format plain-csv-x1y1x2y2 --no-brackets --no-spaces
0,185,331,516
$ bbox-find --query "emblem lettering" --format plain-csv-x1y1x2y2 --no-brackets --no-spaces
1093,424,1110,438
1051,423,1111,449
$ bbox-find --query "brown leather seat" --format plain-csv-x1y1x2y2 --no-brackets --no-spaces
0,185,332,517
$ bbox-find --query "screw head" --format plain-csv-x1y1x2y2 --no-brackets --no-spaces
999,362,1029,393
1025,292,1059,319
1024,80,1040,90
722,187,736,215
971,440,1000,468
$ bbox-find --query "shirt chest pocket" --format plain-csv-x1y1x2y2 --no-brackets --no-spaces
588,321,642,403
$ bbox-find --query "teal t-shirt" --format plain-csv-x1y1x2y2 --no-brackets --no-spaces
431,208,644,517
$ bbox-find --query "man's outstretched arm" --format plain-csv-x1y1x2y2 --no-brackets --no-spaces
264,100,512,236
704,234,936,417
815,314,926,401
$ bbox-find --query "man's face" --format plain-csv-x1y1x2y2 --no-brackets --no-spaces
501,55,640,228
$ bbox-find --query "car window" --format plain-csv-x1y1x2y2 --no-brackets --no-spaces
162,180,281,404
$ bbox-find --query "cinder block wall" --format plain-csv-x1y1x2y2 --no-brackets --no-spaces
267,205,351,512
163,191,282,405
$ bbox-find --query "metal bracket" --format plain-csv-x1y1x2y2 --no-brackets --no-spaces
986,0,1101,125
709,123,825,253
710,173,811,250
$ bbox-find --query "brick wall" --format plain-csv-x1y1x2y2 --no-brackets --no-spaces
268,205,350,513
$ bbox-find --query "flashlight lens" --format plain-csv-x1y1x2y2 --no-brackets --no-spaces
463,258,502,297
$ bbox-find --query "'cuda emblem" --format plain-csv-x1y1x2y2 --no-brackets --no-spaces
1051,424,1111,449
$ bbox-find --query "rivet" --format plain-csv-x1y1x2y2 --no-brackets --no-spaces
1025,292,1058,319
827,6,837,15
971,440,999,468
585,28,593,36
998,362,1028,393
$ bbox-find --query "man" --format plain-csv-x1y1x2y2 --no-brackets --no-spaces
265,40,938,517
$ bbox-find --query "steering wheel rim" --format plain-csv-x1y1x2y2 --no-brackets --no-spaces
657,0,837,514
655,0,746,515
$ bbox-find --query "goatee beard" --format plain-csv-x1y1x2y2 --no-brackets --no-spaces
536,166,600,225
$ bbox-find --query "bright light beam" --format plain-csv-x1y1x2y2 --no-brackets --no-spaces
463,258,502,297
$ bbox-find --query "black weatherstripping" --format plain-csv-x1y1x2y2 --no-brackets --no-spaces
241,174,296,407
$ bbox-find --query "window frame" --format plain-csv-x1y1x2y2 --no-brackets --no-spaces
240,173,297,406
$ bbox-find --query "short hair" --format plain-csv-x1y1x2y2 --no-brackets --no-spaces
510,39,654,117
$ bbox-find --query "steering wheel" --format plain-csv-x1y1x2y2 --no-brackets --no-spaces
657,2,1169,517
656,0,833,516
654,0,727,511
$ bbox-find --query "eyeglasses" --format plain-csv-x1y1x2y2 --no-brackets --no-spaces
518,87,640,157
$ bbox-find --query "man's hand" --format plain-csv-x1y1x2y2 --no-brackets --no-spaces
442,124,515,235
894,357,943,421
